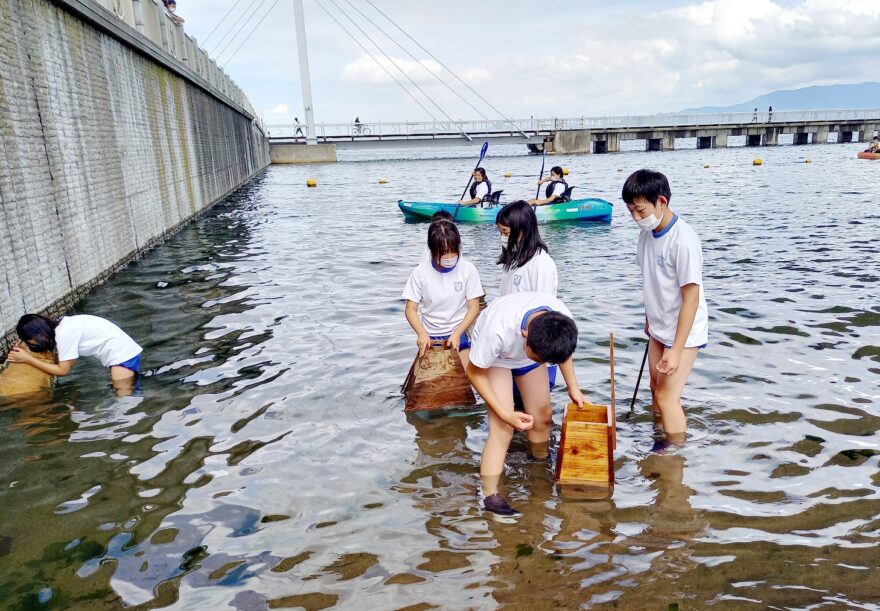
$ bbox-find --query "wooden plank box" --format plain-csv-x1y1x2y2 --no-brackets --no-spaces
555,401,615,487
401,344,476,412
0,346,55,397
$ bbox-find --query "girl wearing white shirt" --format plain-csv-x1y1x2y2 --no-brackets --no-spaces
528,166,567,206
457,168,492,206
497,200,560,395
9,313,143,394
496,200,558,296
403,221,484,368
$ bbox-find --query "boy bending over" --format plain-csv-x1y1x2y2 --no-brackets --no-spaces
467,292,584,515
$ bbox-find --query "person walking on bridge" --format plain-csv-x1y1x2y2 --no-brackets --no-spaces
294,116,304,138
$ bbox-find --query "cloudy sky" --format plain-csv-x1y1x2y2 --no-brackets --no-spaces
180,0,880,124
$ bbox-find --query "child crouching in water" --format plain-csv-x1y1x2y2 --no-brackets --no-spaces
403,220,484,367
8,313,143,396
467,292,584,515
622,169,708,444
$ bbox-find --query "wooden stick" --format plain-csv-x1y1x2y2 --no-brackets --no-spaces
609,332,617,450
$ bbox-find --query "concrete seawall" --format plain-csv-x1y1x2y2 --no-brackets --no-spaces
0,0,270,349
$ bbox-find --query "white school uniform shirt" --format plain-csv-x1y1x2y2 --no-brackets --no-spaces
636,215,709,348
55,314,143,367
546,181,565,200
402,257,484,336
499,249,558,296
472,181,489,200
470,292,573,369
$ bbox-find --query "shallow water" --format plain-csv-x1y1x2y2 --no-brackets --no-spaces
1,142,878,609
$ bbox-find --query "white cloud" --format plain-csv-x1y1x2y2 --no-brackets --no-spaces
341,54,443,86
268,103,289,116
181,0,880,121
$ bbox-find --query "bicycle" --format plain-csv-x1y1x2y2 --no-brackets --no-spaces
352,124,372,136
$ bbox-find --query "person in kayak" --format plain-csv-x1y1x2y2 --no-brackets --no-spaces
528,166,567,206
403,220,484,369
864,136,880,153
467,292,585,515
8,313,143,395
457,168,492,206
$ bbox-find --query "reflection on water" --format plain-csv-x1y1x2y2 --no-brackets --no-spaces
1,144,879,609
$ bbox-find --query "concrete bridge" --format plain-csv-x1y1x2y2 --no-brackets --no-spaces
267,109,880,161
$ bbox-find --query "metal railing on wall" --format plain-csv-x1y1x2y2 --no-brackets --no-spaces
91,0,264,134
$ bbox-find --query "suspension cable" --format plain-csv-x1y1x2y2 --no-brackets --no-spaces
343,0,491,123
212,0,269,60
314,1,438,121
221,0,283,68
364,0,527,138
201,0,245,47
328,0,471,140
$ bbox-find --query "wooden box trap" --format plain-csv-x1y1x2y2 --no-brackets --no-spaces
401,343,476,411
555,333,617,488
0,346,55,397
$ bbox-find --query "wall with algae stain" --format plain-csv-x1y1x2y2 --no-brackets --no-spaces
0,0,269,348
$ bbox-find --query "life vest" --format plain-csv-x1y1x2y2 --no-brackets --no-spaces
545,179,568,200
470,178,492,201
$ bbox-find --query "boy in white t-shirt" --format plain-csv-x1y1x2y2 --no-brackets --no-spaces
403,220,484,368
9,313,143,395
622,169,708,441
467,292,585,515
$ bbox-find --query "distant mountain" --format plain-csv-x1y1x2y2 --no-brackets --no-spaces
679,82,880,113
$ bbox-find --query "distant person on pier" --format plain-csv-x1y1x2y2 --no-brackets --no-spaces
8,314,144,396
752,108,758,122
865,135,880,153
457,168,492,206
165,0,185,25
354,116,363,134
294,117,304,138
768,105,773,123
528,166,567,206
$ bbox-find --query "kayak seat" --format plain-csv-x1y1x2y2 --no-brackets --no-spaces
558,186,575,203
485,190,503,207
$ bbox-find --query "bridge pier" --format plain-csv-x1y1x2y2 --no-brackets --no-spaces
593,133,619,154
696,136,713,149
839,131,854,143
270,143,337,163
815,126,829,144
860,124,878,141
747,134,762,147
794,132,809,145
552,130,591,154
764,128,778,146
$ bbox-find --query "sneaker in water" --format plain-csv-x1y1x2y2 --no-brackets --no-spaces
483,493,521,516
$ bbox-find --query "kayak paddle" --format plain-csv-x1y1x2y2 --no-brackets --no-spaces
534,146,547,200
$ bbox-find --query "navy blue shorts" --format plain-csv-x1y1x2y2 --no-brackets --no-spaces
430,333,471,351
115,353,142,373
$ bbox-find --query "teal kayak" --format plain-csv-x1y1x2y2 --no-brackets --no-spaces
398,199,613,223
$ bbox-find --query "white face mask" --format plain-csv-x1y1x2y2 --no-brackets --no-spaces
439,255,459,268
500,234,509,248
635,209,662,231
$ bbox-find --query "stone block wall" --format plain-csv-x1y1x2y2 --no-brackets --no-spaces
0,0,269,347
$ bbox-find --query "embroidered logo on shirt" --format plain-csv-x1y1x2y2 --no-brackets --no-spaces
657,255,666,267
454,281,463,292
513,274,522,286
